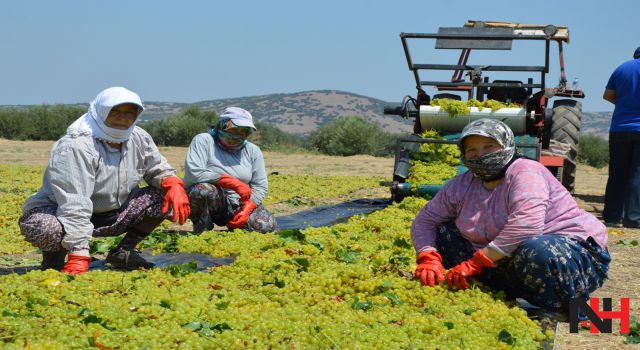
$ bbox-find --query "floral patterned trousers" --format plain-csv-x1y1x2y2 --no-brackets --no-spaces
19,187,164,252
436,222,611,311
187,183,277,234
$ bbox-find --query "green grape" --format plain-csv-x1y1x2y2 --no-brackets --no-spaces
430,98,470,117
430,98,523,117
406,129,460,186
265,174,384,206
407,160,457,186
0,167,546,349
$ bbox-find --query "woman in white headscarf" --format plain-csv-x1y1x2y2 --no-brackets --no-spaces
20,87,190,274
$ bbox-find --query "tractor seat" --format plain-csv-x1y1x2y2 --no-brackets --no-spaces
432,93,462,101
486,80,529,104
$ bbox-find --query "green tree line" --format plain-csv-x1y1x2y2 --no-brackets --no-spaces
0,104,610,165
0,105,401,157
0,105,86,140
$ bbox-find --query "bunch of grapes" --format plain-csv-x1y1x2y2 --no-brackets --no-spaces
481,99,522,111
430,98,470,117
410,130,460,166
265,174,383,206
0,165,44,254
430,98,522,117
407,130,460,187
407,161,457,186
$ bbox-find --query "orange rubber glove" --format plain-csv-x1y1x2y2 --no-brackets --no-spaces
226,200,257,229
445,250,494,290
216,174,252,202
161,176,190,225
414,251,445,287
60,254,91,275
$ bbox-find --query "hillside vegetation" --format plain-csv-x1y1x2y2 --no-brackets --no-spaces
1,90,611,137
0,90,612,163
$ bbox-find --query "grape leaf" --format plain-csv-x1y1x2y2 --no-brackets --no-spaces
277,229,306,242
498,329,515,346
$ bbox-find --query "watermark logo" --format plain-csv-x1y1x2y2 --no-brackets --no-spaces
569,297,630,334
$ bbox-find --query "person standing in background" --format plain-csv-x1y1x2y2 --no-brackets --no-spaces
602,47,640,228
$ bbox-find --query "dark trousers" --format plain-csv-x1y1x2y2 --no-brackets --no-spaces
435,223,610,312
603,131,640,227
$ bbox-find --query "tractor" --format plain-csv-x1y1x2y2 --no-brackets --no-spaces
384,20,583,201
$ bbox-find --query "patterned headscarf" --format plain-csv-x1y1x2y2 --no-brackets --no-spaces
458,118,516,181
209,118,252,151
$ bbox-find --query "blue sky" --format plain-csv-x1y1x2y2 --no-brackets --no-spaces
0,0,637,111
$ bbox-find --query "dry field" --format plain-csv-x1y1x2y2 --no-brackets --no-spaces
0,139,394,177
1,139,638,349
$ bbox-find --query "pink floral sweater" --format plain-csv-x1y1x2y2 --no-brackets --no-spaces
411,158,608,256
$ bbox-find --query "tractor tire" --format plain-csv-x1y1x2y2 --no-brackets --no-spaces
550,99,582,193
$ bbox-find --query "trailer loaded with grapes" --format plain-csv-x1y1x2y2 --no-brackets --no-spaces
384,20,584,201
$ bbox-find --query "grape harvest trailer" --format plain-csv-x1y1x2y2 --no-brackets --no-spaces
384,20,584,201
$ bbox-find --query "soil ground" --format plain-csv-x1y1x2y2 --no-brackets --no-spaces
1,139,638,349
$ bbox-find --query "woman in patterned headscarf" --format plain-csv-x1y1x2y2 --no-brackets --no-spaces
20,87,190,274
183,107,276,234
410,118,610,319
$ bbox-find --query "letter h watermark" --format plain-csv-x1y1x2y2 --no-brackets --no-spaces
569,297,630,334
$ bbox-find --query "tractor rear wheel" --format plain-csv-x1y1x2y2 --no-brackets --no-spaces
550,99,582,193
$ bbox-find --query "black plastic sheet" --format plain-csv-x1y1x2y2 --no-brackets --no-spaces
89,252,236,271
274,198,390,230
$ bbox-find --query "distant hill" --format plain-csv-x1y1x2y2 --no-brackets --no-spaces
2,90,612,137
144,90,613,138
140,90,414,136
580,112,611,139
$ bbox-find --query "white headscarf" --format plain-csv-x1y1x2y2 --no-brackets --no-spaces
66,87,144,143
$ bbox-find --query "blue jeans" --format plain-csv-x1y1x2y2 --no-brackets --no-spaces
603,131,640,227
435,223,610,312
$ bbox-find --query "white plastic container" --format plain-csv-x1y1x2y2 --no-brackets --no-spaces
419,105,527,134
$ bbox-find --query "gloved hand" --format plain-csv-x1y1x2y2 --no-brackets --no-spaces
414,251,445,287
226,200,257,229
216,174,252,202
161,176,190,225
445,249,494,290
60,254,91,275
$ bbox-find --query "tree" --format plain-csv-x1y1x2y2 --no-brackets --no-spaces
310,116,396,157
577,134,609,168
140,105,218,146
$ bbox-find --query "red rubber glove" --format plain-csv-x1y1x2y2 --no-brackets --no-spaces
414,251,445,287
445,250,494,290
226,200,257,229
216,174,252,202
60,254,91,275
161,176,190,225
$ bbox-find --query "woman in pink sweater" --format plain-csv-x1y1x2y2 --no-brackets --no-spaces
411,118,610,316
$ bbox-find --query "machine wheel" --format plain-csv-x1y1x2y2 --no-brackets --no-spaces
550,99,582,193
391,191,406,203
390,178,407,203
